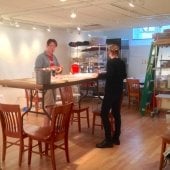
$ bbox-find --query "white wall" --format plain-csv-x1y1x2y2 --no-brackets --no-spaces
0,25,71,80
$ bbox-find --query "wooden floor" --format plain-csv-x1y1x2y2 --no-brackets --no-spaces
0,97,168,170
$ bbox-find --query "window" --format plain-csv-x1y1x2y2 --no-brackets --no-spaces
133,25,170,40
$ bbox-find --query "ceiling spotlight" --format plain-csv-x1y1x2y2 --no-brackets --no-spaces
15,22,20,27
128,2,135,7
60,0,67,2
70,11,77,19
32,26,36,30
47,27,51,32
77,27,81,31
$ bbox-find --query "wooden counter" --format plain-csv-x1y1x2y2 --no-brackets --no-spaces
0,73,98,90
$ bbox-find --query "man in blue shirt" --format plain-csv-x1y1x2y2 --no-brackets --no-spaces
35,39,62,124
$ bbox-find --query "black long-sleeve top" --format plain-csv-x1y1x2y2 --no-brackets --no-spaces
105,58,127,94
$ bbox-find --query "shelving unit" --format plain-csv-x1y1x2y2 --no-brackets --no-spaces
70,45,107,73
70,44,106,97
140,30,170,115
154,41,170,113
155,58,170,92
69,39,129,97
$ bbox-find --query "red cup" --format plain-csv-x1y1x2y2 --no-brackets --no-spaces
71,63,80,74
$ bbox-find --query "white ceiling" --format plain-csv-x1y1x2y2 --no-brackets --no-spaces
0,0,170,31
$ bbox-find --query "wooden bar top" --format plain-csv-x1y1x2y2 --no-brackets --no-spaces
0,73,99,90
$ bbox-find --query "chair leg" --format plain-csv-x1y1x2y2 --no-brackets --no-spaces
19,139,24,166
109,116,115,135
45,143,49,155
70,113,74,125
28,137,32,165
86,109,90,128
159,140,166,170
77,112,81,132
38,141,43,158
35,102,38,115
92,114,96,135
64,137,70,163
50,143,56,170
128,96,130,107
2,136,6,161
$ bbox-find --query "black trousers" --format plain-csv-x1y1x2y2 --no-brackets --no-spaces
101,91,122,142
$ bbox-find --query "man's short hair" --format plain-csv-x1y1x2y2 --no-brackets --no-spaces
47,39,58,46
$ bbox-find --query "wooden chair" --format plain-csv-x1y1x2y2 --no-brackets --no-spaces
126,78,140,108
24,103,73,170
92,94,123,135
159,131,170,170
92,108,115,135
0,103,28,166
59,86,90,132
25,89,42,113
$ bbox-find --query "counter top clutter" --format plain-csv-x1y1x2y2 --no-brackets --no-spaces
53,73,98,83
0,73,99,90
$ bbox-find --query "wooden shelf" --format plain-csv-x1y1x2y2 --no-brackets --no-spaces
154,39,170,46
81,46,107,52
153,31,170,45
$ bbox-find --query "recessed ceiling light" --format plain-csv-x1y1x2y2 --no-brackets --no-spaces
77,27,81,31
60,0,67,2
128,2,135,7
47,27,51,32
15,22,20,27
70,11,76,19
32,26,36,30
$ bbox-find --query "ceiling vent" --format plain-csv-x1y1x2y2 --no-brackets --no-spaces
83,24,103,30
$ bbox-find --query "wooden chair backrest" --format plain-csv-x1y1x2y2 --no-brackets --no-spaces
126,79,140,97
0,103,22,138
59,86,74,105
49,103,73,141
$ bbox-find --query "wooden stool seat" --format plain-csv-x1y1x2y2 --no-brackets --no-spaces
159,131,170,170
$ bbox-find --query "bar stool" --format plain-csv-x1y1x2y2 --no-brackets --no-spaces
159,131,170,170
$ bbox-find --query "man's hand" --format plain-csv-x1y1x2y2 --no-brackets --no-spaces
55,66,63,74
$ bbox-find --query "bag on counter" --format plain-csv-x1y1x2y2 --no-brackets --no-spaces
36,69,51,84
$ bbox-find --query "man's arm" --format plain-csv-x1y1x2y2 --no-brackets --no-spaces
35,55,44,70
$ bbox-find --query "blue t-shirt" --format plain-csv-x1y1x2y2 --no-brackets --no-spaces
35,51,60,70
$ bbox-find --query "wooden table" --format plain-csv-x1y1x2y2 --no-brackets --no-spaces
0,73,99,118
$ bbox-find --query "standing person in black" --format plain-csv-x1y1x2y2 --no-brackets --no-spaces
96,44,127,148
